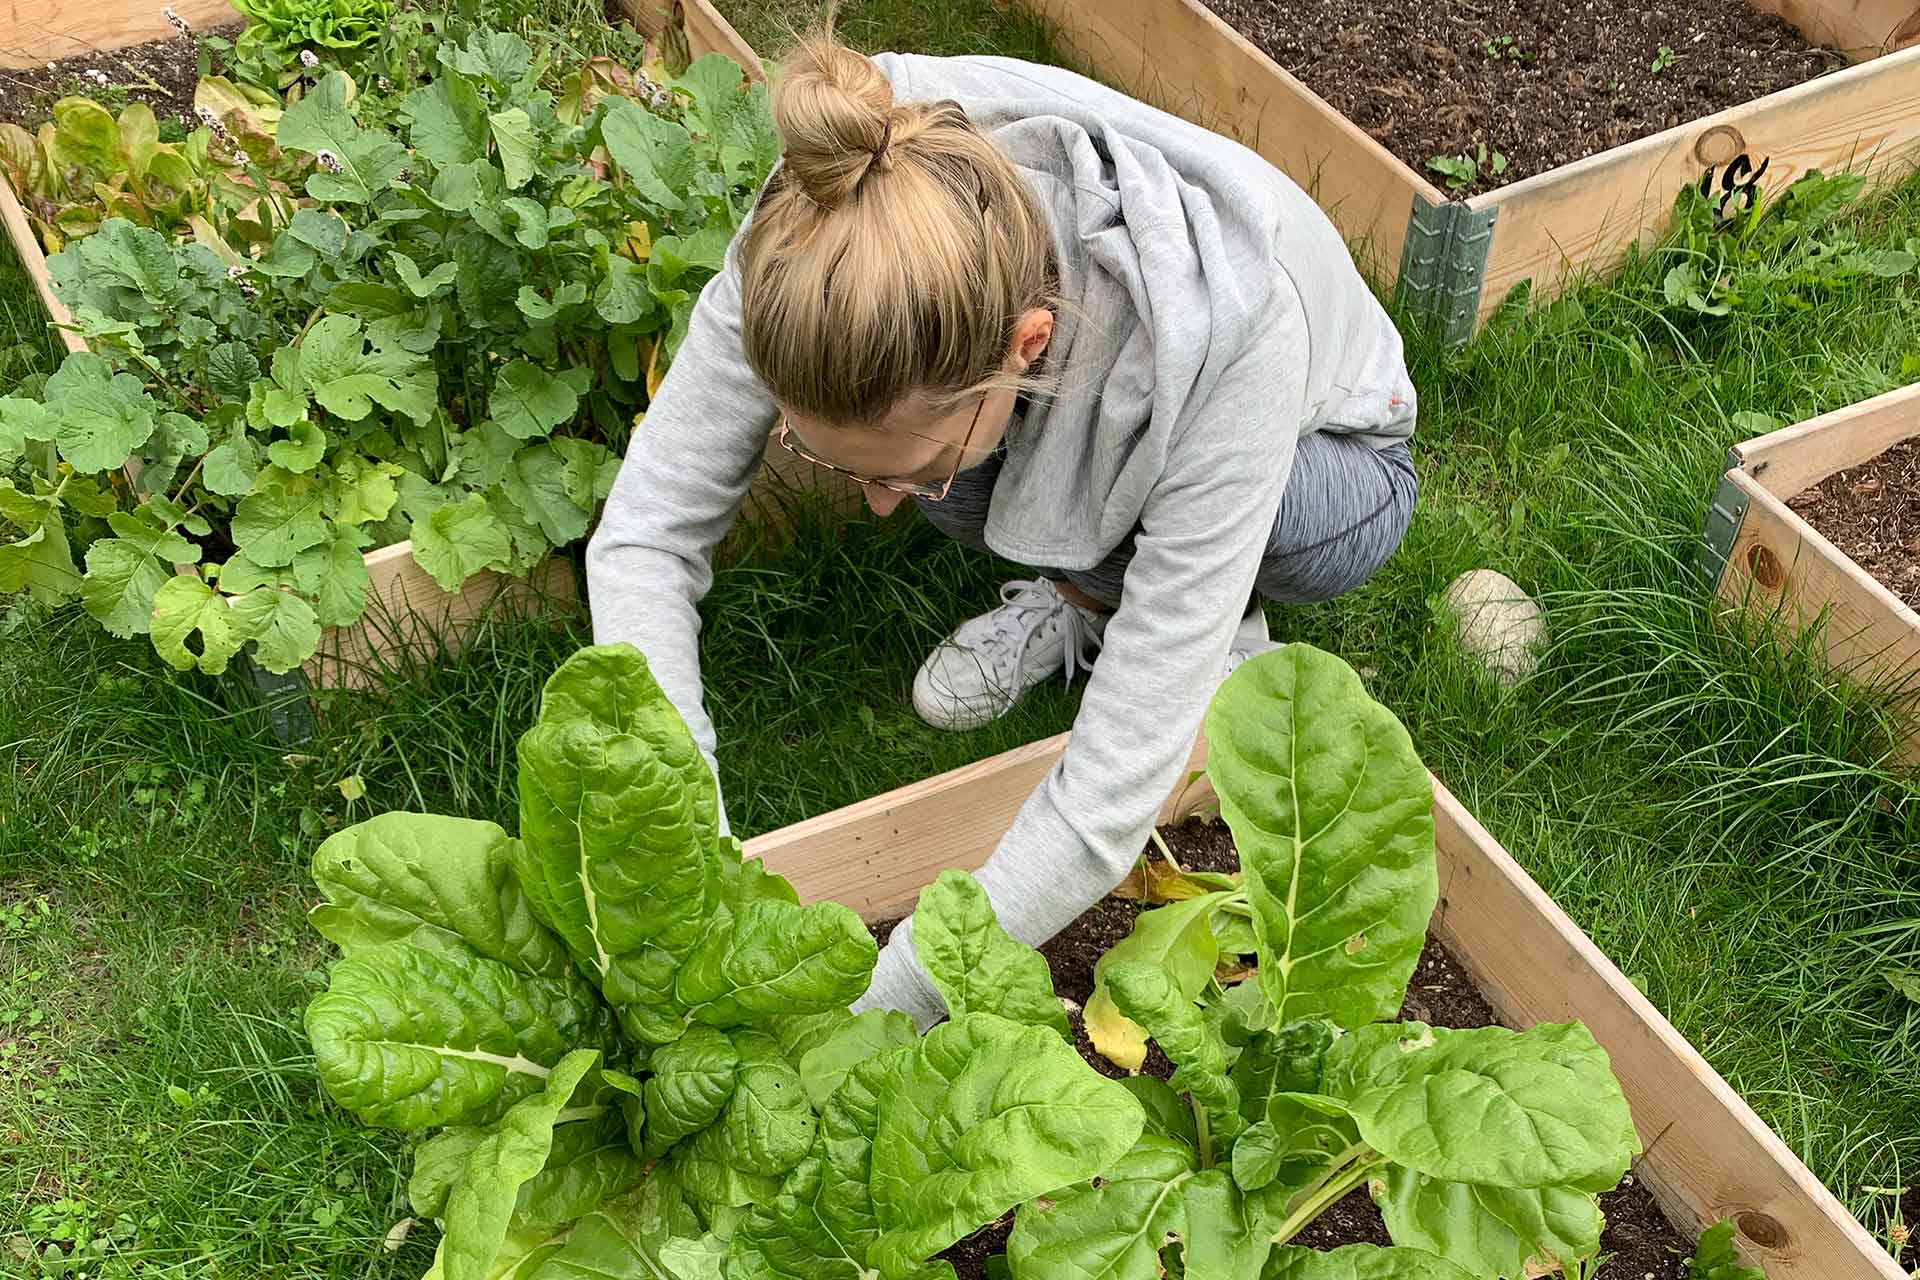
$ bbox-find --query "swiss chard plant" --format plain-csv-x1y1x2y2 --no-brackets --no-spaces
0,37,777,675
304,642,1142,1278
1012,645,1642,1280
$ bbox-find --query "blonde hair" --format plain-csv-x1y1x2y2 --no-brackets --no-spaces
738,32,1056,426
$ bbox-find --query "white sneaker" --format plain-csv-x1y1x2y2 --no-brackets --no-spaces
913,579,1108,731
1225,604,1279,676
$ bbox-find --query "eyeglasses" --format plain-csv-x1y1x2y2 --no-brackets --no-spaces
775,395,987,501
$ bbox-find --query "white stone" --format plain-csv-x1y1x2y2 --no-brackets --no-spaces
1442,569,1545,686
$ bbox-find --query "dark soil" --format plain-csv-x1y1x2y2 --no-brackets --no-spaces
878,817,1697,1278
0,26,241,132
1787,438,1920,611
1196,0,1844,193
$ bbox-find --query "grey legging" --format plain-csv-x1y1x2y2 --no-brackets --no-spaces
914,429,1416,610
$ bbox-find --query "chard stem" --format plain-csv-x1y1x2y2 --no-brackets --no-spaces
1268,1149,1384,1246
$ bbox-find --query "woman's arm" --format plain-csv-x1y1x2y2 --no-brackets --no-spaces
585,236,777,807
856,315,1308,1025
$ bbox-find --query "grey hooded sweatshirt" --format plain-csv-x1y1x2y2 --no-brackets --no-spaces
585,53,1416,1026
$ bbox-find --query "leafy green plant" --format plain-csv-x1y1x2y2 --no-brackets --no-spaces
1427,143,1508,193
0,39,777,675
1016,646,1641,1280
230,0,397,91
0,83,294,254
1658,171,1919,318
1687,1220,1764,1279
303,642,1139,1277
1652,45,1676,74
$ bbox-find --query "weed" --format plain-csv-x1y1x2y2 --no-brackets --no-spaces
1652,44,1676,73
1427,142,1509,192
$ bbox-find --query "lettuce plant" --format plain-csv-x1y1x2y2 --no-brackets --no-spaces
304,643,1140,1278
1007,646,1642,1280
230,0,397,91
0,37,776,675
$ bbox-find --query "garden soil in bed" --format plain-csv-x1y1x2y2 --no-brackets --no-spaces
1788,436,1920,611
1196,0,1843,193
873,817,1693,1278
0,25,241,132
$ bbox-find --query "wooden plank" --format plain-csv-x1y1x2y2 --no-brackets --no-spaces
1425,784,1905,1278
0,0,238,68
0,171,82,355
1016,0,1439,287
1733,380,1920,498
1715,468,1920,759
743,733,1903,1276
1752,0,1920,58
303,547,580,691
1470,46,1920,323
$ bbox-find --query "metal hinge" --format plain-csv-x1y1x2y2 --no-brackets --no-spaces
1394,196,1498,347
1696,449,1751,590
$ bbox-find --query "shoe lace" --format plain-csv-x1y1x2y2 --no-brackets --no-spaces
978,579,1105,708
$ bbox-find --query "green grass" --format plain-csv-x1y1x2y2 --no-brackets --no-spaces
705,0,1065,64
7,15,1920,1276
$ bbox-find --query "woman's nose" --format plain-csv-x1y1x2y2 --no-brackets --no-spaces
863,484,907,517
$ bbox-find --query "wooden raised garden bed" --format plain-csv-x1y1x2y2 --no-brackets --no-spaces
1701,381,1920,763
1007,0,1920,342
742,728,1907,1278
0,0,844,694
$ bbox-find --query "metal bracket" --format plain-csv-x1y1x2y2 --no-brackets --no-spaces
1394,196,1498,347
1696,449,1751,590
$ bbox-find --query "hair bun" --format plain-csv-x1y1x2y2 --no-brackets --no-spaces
772,35,898,208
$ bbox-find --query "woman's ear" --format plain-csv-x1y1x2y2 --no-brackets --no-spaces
1009,308,1054,370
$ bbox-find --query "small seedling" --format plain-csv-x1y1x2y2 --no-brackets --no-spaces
1652,45,1676,73
1482,34,1533,61
1427,142,1509,192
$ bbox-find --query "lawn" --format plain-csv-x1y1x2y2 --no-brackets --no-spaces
4,8,1920,1279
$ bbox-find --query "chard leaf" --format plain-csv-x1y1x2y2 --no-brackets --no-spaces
411,492,513,592
639,1026,739,1158
675,899,876,1031
1265,1243,1478,1280
409,1125,485,1218
228,586,321,674
735,1013,1143,1280
440,1049,599,1280
1006,1137,1203,1280
1373,1166,1603,1278
491,361,579,440
514,1111,647,1227
1121,1076,1198,1146
717,1061,817,1177
797,1010,917,1108
514,645,724,1041
1085,892,1227,1072
1321,1022,1639,1191
1207,645,1436,1030
308,812,571,976
1104,962,1245,1147
909,870,1068,1038
304,942,613,1130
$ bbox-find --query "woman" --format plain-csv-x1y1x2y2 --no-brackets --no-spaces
586,33,1417,1026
